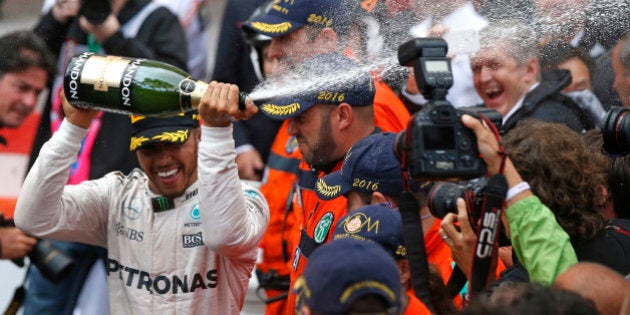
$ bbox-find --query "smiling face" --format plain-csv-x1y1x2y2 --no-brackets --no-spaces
471,46,538,116
0,67,47,128
136,128,199,198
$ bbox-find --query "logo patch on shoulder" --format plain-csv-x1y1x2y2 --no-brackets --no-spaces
313,212,334,244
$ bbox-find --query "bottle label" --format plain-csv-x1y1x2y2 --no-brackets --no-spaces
120,58,147,107
66,52,94,101
76,55,146,108
81,55,130,93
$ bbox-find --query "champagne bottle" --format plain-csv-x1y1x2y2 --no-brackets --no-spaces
63,52,247,116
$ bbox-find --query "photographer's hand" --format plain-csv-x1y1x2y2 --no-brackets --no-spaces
52,0,80,24
0,227,37,260
439,198,476,280
79,14,121,43
461,115,532,206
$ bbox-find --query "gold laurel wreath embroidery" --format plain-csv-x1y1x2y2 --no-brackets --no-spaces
293,277,311,309
130,115,146,124
316,178,341,197
340,281,396,303
261,103,301,116
130,136,149,151
396,245,407,257
152,130,189,143
250,21,292,34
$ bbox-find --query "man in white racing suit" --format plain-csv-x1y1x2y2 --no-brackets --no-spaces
14,82,269,314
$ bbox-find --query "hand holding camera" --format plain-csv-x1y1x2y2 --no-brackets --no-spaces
439,198,478,279
0,226,37,260
0,214,74,283
79,0,111,25
78,0,118,43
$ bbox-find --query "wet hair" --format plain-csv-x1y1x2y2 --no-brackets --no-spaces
478,20,539,65
539,42,594,73
503,120,608,240
0,30,55,81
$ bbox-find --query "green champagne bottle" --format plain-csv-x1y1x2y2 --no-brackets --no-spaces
63,52,247,116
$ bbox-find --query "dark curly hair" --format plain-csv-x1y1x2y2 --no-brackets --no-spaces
503,120,607,240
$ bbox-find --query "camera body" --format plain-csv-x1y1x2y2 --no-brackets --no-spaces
397,38,500,180
602,106,630,156
0,214,74,282
80,0,111,25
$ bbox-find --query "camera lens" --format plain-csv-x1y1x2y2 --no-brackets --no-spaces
602,107,630,155
427,182,467,219
80,0,111,25
29,240,75,283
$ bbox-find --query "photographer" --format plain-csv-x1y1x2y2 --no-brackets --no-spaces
439,117,578,286
442,118,630,290
503,120,630,275
0,30,54,260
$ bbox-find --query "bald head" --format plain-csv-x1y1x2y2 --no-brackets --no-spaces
553,262,630,315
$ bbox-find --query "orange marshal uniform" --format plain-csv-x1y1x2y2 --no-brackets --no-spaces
405,290,432,315
257,120,300,313
281,79,411,314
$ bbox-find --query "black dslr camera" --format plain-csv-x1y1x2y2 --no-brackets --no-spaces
602,107,630,156
80,0,111,25
0,214,74,283
427,179,486,228
396,38,501,180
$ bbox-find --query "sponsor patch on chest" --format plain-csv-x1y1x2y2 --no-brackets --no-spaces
183,232,204,248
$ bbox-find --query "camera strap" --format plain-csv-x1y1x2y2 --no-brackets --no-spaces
399,191,436,314
469,174,507,294
3,285,24,315
2,267,29,315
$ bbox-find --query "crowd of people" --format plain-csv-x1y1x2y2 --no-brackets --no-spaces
0,0,629,314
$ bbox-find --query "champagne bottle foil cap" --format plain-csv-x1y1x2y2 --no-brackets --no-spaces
129,111,199,151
